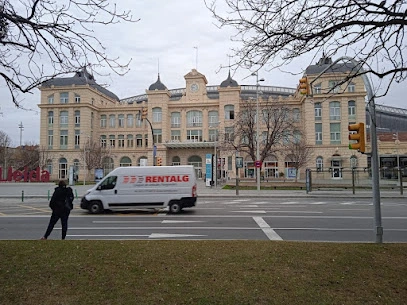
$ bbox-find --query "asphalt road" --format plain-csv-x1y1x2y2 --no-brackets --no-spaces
0,196,406,242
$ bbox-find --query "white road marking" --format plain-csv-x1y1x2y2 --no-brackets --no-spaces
161,220,204,224
252,217,283,240
149,233,206,238
232,210,267,213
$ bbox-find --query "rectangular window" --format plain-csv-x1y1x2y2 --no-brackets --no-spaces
109,115,115,128
315,123,322,145
60,111,68,127
75,94,81,103
314,103,322,121
348,83,355,92
313,83,321,94
330,123,341,144
127,114,134,128
48,95,54,104
100,137,107,148
48,112,54,127
100,116,106,128
171,115,181,128
136,135,143,147
209,130,217,142
118,115,125,128
109,135,115,148
60,130,68,148
171,130,181,141
328,80,340,93
187,129,202,142
153,129,162,144
118,135,125,148
60,92,69,104
153,111,162,123
224,127,234,141
75,111,80,127
48,130,53,148
329,102,341,120
127,135,134,148
75,130,80,148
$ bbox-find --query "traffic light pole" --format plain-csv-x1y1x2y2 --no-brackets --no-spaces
140,109,156,166
306,56,382,243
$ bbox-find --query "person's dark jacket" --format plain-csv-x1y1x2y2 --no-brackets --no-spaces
49,186,74,214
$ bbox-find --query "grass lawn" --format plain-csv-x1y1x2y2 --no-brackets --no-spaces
1,241,406,305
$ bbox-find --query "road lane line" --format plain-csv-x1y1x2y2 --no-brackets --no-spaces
253,217,283,241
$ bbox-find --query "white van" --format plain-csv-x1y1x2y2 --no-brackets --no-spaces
80,165,197,214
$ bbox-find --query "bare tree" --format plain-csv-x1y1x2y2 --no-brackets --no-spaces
0,130,12,171
0,0,138,108
206,0,407,97
37,145,54,170
12,143,40,170
284,134,313,182
83,139,112,171
225,98,296,163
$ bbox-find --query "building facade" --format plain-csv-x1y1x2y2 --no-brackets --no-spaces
38,58,405,183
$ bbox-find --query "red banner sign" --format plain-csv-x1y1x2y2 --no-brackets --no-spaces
0,167,50,183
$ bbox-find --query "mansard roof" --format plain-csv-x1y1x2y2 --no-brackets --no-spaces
41,67,119,101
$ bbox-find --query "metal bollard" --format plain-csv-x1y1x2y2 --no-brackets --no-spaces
48,190,50,200
75,189,78,199
22,190,24,202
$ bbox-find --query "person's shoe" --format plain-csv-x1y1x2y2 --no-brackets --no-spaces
40,237,47,240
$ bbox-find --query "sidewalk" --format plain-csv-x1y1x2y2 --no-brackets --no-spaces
0,180,405,199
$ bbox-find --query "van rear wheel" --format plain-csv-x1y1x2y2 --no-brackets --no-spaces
89,201,103,214
169,201,182,214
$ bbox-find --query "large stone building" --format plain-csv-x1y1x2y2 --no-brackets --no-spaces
38,57,406,183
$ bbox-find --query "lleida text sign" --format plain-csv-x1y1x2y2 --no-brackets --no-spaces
0,167,50,182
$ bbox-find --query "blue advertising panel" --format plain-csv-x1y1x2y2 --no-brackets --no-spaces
94,168,104,182
205,154,212,187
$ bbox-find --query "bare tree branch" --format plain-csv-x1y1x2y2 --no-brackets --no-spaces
0,0,138,108
206,0,407,97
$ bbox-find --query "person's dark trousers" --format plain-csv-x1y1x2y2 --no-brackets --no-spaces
44,211,70,240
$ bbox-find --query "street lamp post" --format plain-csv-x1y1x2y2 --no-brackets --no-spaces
81,132,90,185
251,72,265,192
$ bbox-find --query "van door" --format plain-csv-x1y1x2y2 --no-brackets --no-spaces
97,175,119,207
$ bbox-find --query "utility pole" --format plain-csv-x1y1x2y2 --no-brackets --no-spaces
18,122,24,146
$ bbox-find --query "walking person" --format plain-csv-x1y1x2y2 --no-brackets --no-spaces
41,180,74,240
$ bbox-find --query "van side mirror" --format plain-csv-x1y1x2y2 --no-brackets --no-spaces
96,185,102,190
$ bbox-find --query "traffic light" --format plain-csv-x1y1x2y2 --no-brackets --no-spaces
348,122,365,153
141,107,148,120
156,157,162,166
299,77,309,96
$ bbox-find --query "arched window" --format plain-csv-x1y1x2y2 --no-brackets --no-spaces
102,157,114,175
120,156,132,167
152,107,162,123
187,110,203,127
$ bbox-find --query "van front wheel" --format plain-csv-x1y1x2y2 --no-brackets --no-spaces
169,201,182,214
89,201,103,214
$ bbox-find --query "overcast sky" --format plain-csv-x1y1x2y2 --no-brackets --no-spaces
1,0,405,146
